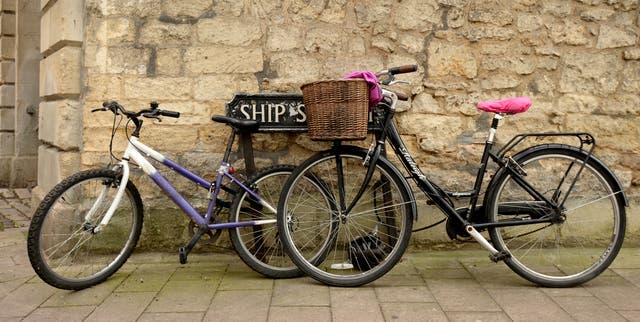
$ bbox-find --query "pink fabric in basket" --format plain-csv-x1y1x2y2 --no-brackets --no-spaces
343,71,382,111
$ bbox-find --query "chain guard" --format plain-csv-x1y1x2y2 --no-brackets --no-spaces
445,208,472,240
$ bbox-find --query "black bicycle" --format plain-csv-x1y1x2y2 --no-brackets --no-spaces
277,65,627,287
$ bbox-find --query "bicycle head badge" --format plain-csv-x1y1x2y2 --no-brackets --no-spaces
349,234,384,271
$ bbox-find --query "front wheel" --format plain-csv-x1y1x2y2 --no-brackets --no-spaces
486,146,626,287
278,147,414,287
28,168,144,290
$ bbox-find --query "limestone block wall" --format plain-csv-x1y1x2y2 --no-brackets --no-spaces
0,0,39,188
0,0,16,185
14,0,40,188
36,0,83,197
77,0,639,248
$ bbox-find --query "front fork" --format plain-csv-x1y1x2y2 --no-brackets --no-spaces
87,160,130,233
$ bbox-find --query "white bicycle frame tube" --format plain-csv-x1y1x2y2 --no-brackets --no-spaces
93,137,163,231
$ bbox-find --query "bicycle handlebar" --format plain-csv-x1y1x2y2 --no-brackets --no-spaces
93,101,180,120
376,65,417,101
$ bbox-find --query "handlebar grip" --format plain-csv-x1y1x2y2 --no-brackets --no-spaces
396,92,409,101
159,110,180,118
388,65,418,75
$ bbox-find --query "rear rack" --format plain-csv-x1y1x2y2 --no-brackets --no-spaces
497,132,595,159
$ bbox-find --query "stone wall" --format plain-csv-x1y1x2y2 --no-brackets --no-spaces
35,0,83,201
0,0,39,188
0,0,16,186
0,0,40,188
79,0,639,248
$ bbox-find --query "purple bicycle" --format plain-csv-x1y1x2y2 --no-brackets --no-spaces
27,101,313,290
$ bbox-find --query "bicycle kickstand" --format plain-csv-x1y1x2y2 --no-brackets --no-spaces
179,225,208,264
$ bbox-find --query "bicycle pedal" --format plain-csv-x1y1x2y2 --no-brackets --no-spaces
178,246,188,264
489,250,511,263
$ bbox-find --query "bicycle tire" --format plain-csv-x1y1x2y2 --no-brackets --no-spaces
28,168,143,290
228,165,302,278
485,145,626,287
278,146,414,287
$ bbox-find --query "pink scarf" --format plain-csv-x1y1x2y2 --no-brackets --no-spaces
343,71,382,111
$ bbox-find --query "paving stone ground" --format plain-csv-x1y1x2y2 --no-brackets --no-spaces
1,188,639,321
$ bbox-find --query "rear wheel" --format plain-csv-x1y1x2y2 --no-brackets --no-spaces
28,168,143,290
486,146,626,287
229,165,301,278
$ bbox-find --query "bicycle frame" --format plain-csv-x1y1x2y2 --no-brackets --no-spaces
91,136,277,233
376,117,501,255
365,90,615,259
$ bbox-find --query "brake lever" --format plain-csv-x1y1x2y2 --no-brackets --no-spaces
388,80,411,86
142,113,162,122
379,74,394,86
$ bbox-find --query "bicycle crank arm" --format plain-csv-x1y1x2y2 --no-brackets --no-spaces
465,225,510,262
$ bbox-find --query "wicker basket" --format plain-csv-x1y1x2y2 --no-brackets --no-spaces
301,79,369,141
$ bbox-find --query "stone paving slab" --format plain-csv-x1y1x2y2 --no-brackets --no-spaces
268,306,332,322
85,292,156,322
21,306,95,322
330,288,385,321
487,288,574,322
0,188,32,230
272,278,330,307
381,302,447,321
205,290,271,321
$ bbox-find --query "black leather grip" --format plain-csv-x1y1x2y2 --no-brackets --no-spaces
396,92,409,101
388,65,418,75
160,110,180,118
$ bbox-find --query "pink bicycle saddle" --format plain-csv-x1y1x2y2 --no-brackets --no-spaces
477,97,532,114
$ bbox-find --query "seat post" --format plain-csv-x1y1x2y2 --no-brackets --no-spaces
466,112,506,218
487,113,505,144
222,129,237,163
238,131,256,177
